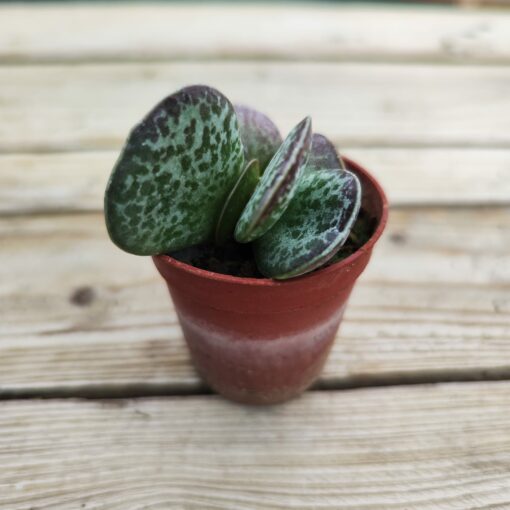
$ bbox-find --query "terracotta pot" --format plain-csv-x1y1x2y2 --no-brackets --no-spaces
153,158,388,405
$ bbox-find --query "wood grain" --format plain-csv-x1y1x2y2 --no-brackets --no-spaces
1,208,508,395
0,62,509,153
1,3,510,64
2,4,509,506
1,147,509,216
2,382,510,508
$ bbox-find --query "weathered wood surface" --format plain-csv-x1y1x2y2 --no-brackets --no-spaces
1,3,510,64
1,62,509,153
1,147,509,216
1,6,507,396
2,382,510,508
2,207,508,395
2,2,510,508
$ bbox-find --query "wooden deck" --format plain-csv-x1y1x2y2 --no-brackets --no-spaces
1,3,510,508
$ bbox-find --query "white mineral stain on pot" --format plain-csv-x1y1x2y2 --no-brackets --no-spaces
176,304,346,358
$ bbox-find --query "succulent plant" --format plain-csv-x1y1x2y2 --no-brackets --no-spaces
234,104,282,172
234,116,312,244
254,137,361,279
105,85,362,279
215,158,260,246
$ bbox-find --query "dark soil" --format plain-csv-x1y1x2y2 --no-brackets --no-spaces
169,208,377,278
170,239,264,278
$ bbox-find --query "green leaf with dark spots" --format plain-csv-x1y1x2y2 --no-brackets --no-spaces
234,116,312,244
215,159,260,246
104,85,244,255
254,169,361,279
235,105,282,172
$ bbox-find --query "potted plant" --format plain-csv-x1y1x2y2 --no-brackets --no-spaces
105,85,388,405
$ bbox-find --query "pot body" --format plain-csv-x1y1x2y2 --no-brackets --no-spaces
153,159,388,404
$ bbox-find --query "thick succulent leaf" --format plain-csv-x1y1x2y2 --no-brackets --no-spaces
104,85,244,255
215,159,260,245
306,133,346,173
235,105,283,171
254,169,362,279
234,116,312,244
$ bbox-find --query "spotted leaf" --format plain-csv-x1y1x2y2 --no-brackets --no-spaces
215,159,260,246
235,105,283,172
254,169,361,279
104,85,244,255
234,116,312,244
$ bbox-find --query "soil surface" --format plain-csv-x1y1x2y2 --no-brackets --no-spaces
169,208,376,278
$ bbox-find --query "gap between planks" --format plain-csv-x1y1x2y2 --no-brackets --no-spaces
3,367,510,401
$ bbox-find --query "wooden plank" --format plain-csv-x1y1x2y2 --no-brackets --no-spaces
1,148,509,216
1,208,509,395
1,4,510,64
0,62,509,153
459,0,510,7
2,382,510,508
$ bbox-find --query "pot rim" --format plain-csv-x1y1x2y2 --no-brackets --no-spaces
153,157,389,288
